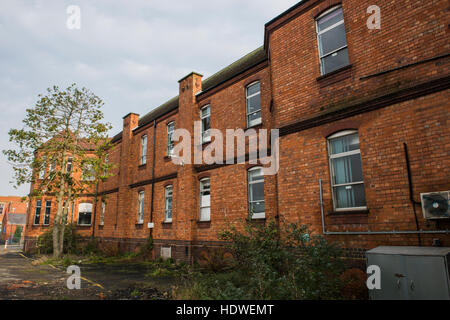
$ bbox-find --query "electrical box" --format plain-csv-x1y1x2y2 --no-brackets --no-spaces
366,246,450,300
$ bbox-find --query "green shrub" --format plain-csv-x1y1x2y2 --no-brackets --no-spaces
185,220,345,300
36,224,79,255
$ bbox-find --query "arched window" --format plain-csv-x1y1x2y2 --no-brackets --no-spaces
246,82,261,127
327,130,366,210
316,6,350,74
78,203,93,226
248,167,265,219
199,178,211,221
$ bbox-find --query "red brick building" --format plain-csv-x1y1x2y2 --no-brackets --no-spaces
0,196,27,244
24,0,450,263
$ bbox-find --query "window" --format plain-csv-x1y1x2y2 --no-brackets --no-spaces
78,203,92,226
39,157,46,179
140,135,147,165
200,105,211,143
327,130,366,210
164,185,173,222
49,161,55,173
0,203,3,215
82,163,95,181
100,201,105,226
248,167,265,219
167,122,175,156
43,200,51,225
246,82,261,127
66,157,73,173
34,200,41,225
199,178,211,221
316,6,350,75
137,191,144,224
104,154,109,176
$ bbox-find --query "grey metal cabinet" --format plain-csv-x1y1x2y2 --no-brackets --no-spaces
366,246,450,300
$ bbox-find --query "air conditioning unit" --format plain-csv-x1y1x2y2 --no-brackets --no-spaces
420,191,450,219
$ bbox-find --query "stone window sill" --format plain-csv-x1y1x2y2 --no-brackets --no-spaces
196,220,211,228
317,64,352,88
327,209,369,216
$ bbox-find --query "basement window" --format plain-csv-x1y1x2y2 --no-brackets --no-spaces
77,203,92,226
327,130,367,211
316,6,350,75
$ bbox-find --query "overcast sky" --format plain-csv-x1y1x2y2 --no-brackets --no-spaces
0,0,299,196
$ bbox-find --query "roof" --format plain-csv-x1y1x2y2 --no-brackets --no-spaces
110,46,268,139
6,213,26,225
367,246,450,257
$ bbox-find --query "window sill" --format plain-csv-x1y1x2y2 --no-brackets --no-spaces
163,155,172,162
162,221,172,228
138,163,147,169
316,64,352,88
247,217,266,224
246,123,263,131
196,220,211,228
135,223,143,229
327,209,369,216
77,224,92,227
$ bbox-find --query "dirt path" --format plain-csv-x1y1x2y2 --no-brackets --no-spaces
0,252,175,300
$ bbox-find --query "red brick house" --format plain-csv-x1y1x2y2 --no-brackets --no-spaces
0,196,27,244
24,0,450,263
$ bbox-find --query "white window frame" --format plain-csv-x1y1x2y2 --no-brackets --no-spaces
140,135,147,165
82,163,95,181
43,200,51,225
248,167,265,219
66,157,73,173
39,157,46,179
164,185,173,222
200,105,211,144
33,200,41,225
137,191,144,224
315,6,349,75
327,130,367,211
100,201,106,226
77,203,93,226
199,178,211,221
246,82,262,128
167,122,175,156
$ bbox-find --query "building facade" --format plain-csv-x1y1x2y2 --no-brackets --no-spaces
24,0,450,263
0,196,27,244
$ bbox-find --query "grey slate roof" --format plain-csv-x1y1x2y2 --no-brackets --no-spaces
109,46,268,142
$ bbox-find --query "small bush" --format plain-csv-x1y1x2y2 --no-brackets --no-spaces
36,224,79,255
182,220,346,300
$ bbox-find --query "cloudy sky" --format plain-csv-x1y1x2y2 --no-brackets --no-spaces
0,0,299,196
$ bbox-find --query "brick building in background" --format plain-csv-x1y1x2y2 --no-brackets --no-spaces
24,0,449,263
0,196,27,244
